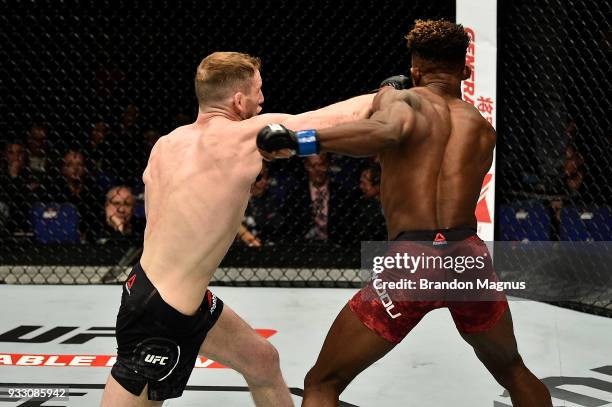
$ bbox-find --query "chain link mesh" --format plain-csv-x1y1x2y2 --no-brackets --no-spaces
497,0,611,315
0,0,454,285
0,1,610,315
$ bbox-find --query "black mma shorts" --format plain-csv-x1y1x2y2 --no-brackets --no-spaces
110,263,223,400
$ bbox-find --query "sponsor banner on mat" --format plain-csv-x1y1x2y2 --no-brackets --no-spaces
0,328,276,369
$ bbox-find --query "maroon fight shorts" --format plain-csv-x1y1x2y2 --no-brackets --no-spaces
349,228,508,343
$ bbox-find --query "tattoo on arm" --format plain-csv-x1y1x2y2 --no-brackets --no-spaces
402,91,422,110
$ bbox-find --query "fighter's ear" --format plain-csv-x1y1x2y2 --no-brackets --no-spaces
462,65,472,81
232,92,246,110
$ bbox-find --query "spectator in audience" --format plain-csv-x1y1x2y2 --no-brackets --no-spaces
237,223,261,247
356,163,387,241
240,163,283,246
564,144,584,195
121,104,140,132
85,121,111,170
548,119,586,240
143,127,161,152
1,141,30,181
93,185,144,243
282,153,360,245
61,150,88,195
114,104,140,141
41,149,103,241
304,154,333,241
359,164,381,200
83,120,116,192
25,120,51,191
559,119,584,196
0,141,33,234
111,104,142,186
138,126,161,169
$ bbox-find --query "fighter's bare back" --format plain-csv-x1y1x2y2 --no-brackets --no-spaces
376,86,496,239
307,85,495,240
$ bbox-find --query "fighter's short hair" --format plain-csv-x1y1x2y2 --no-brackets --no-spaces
195,51,261,107
405,19,470,72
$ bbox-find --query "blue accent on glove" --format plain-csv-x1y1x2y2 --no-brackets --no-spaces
295,130,319,156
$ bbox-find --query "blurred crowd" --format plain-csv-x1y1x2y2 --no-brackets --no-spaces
0,110,387,247
2,110,607,246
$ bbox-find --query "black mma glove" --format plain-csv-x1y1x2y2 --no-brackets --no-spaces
369,74,412,93
380,74,412,90
257,124,319,157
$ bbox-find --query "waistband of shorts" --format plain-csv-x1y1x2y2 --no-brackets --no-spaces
131,262,213,323
130,262,155,292
393,227,477,242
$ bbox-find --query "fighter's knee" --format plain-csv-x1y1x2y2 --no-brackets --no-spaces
494,355,530,386
242,340,281,386
304,367,318,389
261,341,281,370
304,364,348,395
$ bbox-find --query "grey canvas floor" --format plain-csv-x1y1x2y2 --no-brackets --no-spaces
0,285,611,406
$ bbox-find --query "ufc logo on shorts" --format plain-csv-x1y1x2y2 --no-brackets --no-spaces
210,294,217,314
144,354,168,365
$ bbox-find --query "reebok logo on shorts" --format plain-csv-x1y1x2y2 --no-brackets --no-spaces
125,274,136,295
433,232,447,246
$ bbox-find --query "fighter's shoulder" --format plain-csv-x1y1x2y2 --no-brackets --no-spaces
238,113,293,131
380,87,423,109
399,88,425,110
373,88,422,117
456,100,492,125
148,130,175,160
464,102,495,135
464,103,496,143
449,100,494,140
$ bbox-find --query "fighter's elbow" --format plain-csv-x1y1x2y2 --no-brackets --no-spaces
377,122,405,148
384,133,404,149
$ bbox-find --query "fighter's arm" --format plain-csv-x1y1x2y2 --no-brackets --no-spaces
316,107,414,157
257,88,418,158
280,93,374,131
241,94,373,135
240,95,373,159
317,88,417,156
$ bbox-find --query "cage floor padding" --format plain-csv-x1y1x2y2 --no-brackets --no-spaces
0,285,611,406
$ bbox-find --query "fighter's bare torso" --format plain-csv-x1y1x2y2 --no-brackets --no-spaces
140,118,265,314
139,94,373,315
377,87,495,239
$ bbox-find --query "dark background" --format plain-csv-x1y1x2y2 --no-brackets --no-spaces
0,0,610,315
0,1,454,141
